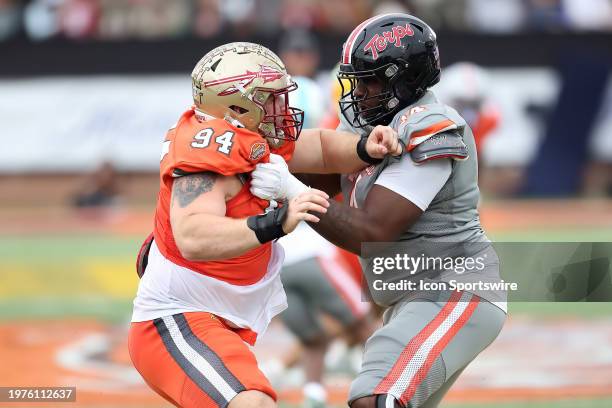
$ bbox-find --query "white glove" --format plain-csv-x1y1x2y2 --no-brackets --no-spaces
250,154,308,201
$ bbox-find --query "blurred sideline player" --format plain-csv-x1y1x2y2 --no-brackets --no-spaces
265,71,379,408
276,37,378,408
128,42,401,408
319,64,345,130
269,230,378,408
433,62,500,158
251,15,506,408
278,29,325,129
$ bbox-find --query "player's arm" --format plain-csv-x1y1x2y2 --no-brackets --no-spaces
307,158,452,255
249,126,401,202
170,172,329,261
288,126,401,174
305,187,420,254
170,172,261,260
294,173,342,197
311,122,465,253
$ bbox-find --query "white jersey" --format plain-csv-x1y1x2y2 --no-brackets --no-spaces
131,241,288,338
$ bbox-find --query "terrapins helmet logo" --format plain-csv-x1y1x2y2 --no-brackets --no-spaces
363,23,415,60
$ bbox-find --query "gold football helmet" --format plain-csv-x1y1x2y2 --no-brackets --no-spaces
191,42,304,142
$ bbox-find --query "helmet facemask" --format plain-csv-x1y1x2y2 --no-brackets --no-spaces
252,82,304,145
338,63,402,128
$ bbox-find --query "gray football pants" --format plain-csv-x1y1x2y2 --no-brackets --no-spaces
348,290,505,408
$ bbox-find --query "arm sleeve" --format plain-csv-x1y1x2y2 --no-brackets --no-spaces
374,156,452,211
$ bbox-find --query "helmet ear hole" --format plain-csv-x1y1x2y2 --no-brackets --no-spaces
230,105,248,114
390,60,415,99
392,72,414,102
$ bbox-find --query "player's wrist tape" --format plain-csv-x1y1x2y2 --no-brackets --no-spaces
247,205,288,243
356,136,384,165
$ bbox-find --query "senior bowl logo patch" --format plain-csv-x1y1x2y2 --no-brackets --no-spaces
249,142,267,161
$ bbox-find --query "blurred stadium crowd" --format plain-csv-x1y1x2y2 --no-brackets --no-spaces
1,0,612,42
0,0,612,208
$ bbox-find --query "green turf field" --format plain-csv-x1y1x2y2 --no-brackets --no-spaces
0,230,610,408
2,232,611,320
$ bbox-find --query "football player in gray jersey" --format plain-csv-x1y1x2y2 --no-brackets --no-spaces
251,14,506,408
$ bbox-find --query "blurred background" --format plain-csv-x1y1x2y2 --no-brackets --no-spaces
1,0,612,407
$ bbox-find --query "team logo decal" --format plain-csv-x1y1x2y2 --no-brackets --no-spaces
249,142,267,161
364,23,415,60
204,65,285,96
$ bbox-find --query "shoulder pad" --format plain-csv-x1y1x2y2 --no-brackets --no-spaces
409,130,469,164
391,103,467,148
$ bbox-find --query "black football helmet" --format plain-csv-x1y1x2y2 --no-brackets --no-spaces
338,14,441,128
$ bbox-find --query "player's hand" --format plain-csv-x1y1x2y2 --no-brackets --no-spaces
366,125,403,158
282,189,330,234
250,154,308,201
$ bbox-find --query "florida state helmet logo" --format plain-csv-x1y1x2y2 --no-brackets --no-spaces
203,65,285,96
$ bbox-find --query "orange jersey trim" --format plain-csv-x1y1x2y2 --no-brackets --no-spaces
407,119,457,151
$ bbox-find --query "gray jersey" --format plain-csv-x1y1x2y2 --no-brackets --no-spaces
338,91,505,309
